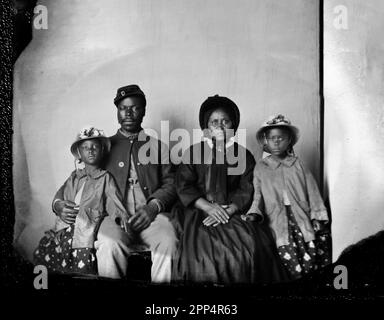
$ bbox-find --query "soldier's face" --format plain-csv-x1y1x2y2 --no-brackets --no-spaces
117,96,146,134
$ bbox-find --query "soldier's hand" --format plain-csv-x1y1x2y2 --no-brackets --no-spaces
130,204,158,232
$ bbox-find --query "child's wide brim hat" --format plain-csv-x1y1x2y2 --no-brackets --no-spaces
70,126,111,159
256,114,300,146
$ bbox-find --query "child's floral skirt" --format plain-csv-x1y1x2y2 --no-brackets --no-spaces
33,224,97,275
277,206,331,280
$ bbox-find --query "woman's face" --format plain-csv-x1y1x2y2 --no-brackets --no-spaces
78,139,102,166
207,108,234,141
265,128,291,158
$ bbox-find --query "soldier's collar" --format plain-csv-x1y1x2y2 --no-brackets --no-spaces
117,128,143,140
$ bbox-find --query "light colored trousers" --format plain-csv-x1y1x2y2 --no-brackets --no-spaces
94,214,177,282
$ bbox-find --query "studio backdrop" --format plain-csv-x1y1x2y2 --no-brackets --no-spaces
325,0,384,260
13,0,321,261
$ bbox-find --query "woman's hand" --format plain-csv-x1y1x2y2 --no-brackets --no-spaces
203,204,237,227
195,198,229,225
205,202,229,224
210,128,226,141
221,204,238,216
54,200,79,224
203,216,220,227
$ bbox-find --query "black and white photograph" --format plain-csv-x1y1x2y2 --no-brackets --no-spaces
1,0,384,316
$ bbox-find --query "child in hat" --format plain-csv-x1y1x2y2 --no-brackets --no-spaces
34,126,133,275
243,114,331,279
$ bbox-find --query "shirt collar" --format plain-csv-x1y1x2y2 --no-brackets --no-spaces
76,168,106,179
203,136,235,150
262,154,298,169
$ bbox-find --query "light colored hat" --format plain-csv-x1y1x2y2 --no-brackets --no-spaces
70,126,111,159
256,114,300,146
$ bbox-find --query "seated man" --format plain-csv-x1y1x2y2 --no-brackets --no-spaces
53,84,178,283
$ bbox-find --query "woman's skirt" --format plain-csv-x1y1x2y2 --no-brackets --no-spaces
172,206,288,285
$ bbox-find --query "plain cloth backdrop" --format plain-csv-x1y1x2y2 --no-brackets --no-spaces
13,0,320,261
325,0,384,260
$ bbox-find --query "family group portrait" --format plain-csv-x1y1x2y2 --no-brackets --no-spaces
2,0,384,308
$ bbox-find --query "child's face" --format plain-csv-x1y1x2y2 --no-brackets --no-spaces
78,139,102,166
265,127,291,158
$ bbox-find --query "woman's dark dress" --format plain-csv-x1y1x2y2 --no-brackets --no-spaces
172,141,287,284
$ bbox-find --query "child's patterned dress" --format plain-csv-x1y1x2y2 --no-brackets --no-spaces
277,206,331,279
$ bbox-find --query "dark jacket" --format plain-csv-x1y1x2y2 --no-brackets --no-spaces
176,141,256,213
104,130,177,211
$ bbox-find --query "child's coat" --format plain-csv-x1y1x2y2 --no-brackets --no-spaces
248,155,328,247
54,168,129,248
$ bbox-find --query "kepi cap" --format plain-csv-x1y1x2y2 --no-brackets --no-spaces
114,84,146,106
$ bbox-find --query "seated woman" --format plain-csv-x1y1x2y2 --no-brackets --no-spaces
33,126,133,275
172,95,287,284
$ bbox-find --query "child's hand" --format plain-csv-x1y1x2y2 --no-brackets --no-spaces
55,200,78,224
312,219,329,234
240,212,264,223
312,220,321,232
115,215,135,242
117,216,130,233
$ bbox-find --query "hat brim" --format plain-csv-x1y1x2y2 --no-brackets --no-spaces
256,124,300,146
70,136,111,159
